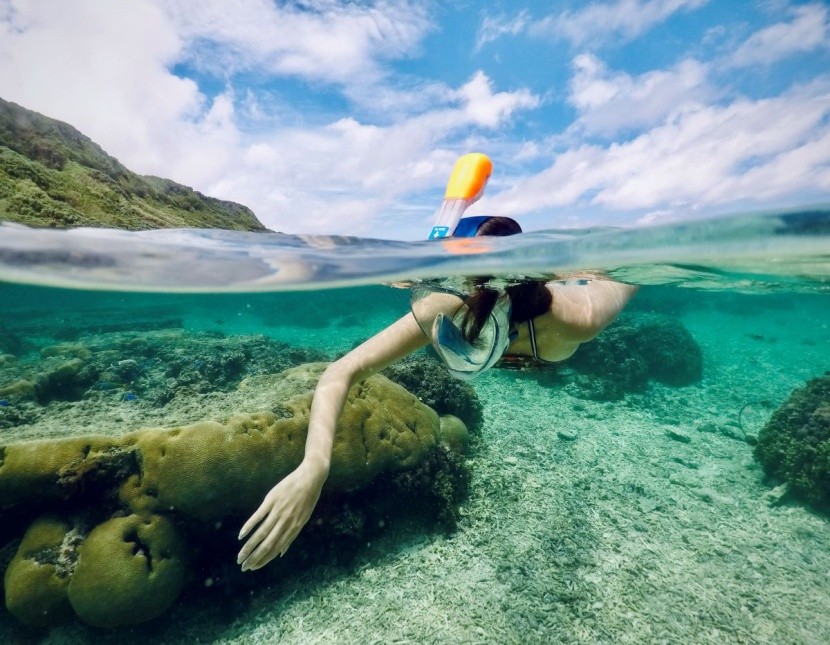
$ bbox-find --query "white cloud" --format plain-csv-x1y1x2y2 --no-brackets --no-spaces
569,53,711,137
208,73,540,236
729,3,829,67
472,0,708,49
456,72,540,128
0,0,210,176
534,0,709,46
160,0,431,85
485,80,830,222
475,11,530,51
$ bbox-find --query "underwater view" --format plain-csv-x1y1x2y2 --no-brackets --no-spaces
0,210,828,644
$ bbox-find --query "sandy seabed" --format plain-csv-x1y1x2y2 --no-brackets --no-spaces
3,295,830,645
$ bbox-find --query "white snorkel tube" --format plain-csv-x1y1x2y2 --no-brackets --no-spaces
427,153,493,240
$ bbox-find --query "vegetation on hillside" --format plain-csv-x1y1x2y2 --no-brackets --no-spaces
0,98,267,231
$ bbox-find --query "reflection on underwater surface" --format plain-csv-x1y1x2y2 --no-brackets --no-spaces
0,207,828,291
0,214,829,642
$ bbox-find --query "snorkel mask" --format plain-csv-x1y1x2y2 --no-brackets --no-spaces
411,287,514,380
451,215,498,238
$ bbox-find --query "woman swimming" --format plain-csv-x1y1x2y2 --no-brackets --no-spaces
236,215,638,572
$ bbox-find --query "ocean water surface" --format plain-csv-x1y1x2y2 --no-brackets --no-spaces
0,209,829,644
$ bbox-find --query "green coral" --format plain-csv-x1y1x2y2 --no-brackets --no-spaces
567,313,703,400
116,365,441,521
438,415,470,453
0,379,35,401
0,436,136,512
754,374,830,508
67,514,187,629
0,364,470,628
0,331,329,411
383,354,484,433
3,516,77,627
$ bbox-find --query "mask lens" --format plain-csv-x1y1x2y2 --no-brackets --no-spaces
410,287,466,340
411,286,508,379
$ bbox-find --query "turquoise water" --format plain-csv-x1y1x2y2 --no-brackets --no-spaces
0,210,829,643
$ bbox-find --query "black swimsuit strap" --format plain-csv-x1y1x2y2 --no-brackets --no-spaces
527,318,540,360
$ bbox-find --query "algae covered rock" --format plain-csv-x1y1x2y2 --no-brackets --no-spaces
118,364,442,520
438,415,470,453
0,437,127,511
85,330,328,404
0,379,35,401
383,355,484,432
67,514,187,629
755,374,830,508
567,313,702,399
34,357,97,402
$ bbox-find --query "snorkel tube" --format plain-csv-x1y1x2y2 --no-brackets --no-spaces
427,153,492,239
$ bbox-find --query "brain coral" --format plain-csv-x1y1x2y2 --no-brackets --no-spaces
3,515,77,626
0,363,467,628
67,514,188,629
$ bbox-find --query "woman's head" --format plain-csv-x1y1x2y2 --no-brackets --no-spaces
458,216,552,343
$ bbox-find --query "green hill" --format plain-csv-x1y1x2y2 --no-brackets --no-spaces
0,98,268,231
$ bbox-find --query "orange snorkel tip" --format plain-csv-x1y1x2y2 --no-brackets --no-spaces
428,153,493,240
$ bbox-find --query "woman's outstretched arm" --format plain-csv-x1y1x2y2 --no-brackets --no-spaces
237,311,429,571
548,278,639,343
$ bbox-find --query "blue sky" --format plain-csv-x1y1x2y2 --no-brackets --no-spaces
1,0,828,238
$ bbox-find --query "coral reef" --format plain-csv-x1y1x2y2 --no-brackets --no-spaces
77,331,327,404
754,373,830,508
383,354,484,433
566,313,703,400
0,325,23,356
0,330,329,429
0,364,470,629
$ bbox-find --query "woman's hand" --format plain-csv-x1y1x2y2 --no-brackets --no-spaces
237,459,327,571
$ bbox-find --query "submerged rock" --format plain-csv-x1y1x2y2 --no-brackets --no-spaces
0,330,330,411
754,373,830,509
3,515,77,626
383,354,484,433
665,427,692,443
566,313,703,400
0,363,470,629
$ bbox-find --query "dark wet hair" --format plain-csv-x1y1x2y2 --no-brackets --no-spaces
461,217,553,342
475,216,523,237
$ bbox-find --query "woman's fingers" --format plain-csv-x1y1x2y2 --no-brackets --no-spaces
280,525,303,557
238,500,270,540
237,506,280,565
246,517,291,571
237,466,323,571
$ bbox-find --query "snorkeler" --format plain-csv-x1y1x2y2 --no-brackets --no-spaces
236,158,638,572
